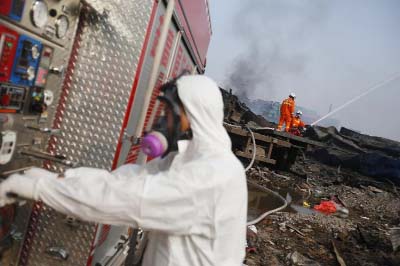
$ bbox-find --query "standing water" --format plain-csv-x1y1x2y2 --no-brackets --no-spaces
247,182,316,224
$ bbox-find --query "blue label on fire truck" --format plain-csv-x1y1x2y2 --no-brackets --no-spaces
10,35,42,87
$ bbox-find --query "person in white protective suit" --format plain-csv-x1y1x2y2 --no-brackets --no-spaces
0,74,248,266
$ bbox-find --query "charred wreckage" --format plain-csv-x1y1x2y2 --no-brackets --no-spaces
221,87,400,266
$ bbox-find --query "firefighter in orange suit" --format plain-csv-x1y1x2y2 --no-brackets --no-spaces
290,110,306,136
277,92,296,132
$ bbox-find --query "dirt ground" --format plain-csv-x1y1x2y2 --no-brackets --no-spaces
244,155,400,266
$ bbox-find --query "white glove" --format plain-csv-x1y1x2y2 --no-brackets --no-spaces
0,167,58,207
0,173,41,207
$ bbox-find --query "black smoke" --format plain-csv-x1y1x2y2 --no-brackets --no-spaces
225,0,330,100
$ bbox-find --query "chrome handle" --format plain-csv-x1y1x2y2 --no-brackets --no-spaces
20,149,79,167
26,126,61,135
45,246,69,260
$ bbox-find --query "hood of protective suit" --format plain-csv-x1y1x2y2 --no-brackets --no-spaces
176,75,231,151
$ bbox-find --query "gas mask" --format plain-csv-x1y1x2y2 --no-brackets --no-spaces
141,77,192,158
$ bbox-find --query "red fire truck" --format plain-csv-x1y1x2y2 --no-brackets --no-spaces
0,0,212,265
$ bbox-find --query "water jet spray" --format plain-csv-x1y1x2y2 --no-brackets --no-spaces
311,72,400,126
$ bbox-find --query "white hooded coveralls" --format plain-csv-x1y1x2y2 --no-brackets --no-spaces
23,75,248,265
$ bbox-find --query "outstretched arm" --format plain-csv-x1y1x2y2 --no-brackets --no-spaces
0,165,198,235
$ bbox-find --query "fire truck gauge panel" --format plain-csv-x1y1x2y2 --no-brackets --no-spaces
30,1,48,28
2,0,80,47
10,35,42,86
55,15,69,39
0,26,19,83
9,0,26,21
0,130,16,165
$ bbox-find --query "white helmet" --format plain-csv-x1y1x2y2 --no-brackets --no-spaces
289,92,296,99
296,110,302,116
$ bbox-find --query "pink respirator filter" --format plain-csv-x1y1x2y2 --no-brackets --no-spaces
141,131,168,158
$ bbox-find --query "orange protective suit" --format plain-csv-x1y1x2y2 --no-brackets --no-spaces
277,97,295,131
290,116,305,129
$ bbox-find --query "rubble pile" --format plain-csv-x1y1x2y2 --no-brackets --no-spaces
220,88,275,128
305,126,400,184
246,159,400,266
222,91,400,265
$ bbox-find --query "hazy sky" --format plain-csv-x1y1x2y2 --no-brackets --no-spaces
205,0,400,141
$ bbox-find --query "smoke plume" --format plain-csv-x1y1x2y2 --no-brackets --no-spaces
225,0,330,100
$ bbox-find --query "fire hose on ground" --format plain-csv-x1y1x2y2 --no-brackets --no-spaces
223,122,288,225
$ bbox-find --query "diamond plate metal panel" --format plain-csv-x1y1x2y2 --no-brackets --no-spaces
1,203,32,266
120,2,197,166
19,1,153,265
117,2,171,166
